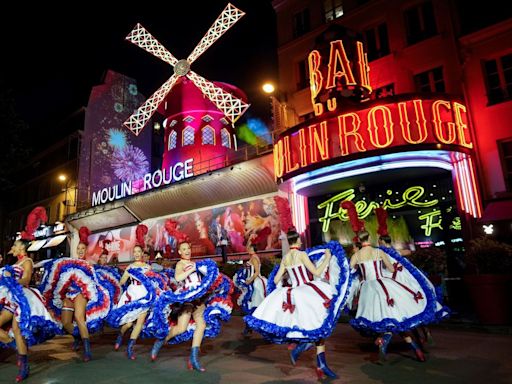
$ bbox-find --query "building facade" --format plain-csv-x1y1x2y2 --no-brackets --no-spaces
271,0,512,249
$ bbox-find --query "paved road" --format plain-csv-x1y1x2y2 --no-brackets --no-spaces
1,316,511,383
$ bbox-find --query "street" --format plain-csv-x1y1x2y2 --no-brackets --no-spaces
1,316,511,383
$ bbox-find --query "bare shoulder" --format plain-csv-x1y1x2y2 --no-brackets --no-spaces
21,258,34,266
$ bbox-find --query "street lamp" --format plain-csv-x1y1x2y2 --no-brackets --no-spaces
262,83,275,94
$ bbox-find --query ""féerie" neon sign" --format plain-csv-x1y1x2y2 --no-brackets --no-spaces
317,185,438,233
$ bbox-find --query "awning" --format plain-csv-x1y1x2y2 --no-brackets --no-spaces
67,201,140,232
27,239,48,252
480,199,512,222
42,235,68,248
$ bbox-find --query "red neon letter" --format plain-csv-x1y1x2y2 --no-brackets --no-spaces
298,128,308,167
432,100,456,144
356,41,372,92
326,40,356,89
338,112,366,156
308,121,330,163
273,140,284,179
398,100,428,144
274,140,284,180
453,102,473,149
284,136,299,173
367,106,394,148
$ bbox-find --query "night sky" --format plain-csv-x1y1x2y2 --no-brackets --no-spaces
1,0,277,148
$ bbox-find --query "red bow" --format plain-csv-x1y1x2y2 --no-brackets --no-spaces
282,301,296,313
392,263,403,279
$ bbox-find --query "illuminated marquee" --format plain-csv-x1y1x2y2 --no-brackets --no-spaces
92,158,194,206
274,98,473,179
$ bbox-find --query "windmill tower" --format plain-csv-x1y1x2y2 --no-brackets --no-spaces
124,3,250,173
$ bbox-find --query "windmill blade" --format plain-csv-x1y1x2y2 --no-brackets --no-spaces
126,23,179,67
187,70,250,124
187,3,245,65
124,73,180,136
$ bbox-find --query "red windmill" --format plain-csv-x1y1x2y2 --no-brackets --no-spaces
123,3,250,137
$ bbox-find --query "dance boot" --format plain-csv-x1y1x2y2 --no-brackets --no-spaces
151,339,165,362
82,338,92,362
241,325,253,337
15,354,29,382
409,340,426,362
114,333,123,351
289,342,314,366
188,346,205,372
425,329,435,346
315,352,338,379
72,335,82,351
127,339,137,360
375,333,392,363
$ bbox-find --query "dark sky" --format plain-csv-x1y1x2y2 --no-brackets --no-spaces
1,0,277,147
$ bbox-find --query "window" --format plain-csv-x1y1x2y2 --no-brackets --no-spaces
297,59,309,90
498,137,512,191
364,23,390,61
202,114,213,123
221,129,231,148
293,8,310,38
414,67,445,93
202,126,215,145
168,130,177,150
182,126,195,146
404,1,437,45
372,83,395,99
484,53,512,105
324,0,343,22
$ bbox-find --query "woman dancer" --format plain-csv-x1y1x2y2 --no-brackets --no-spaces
0,238,61,382
108,225,156,360
234,238,267,336
150,240,233,372
245,230,351,379
39,226,110,362
342,199,441,365
375,207,449,350
94,249,122,312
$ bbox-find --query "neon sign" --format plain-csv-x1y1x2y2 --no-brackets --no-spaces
419,210,443,236
274,98,473,180
317,186,438,233
92,158,194,206
309,39,371,116
449,217,462,230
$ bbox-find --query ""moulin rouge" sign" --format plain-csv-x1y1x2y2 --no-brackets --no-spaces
92,158,194,206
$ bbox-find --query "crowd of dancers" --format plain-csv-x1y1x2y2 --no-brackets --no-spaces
0,202,449,382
